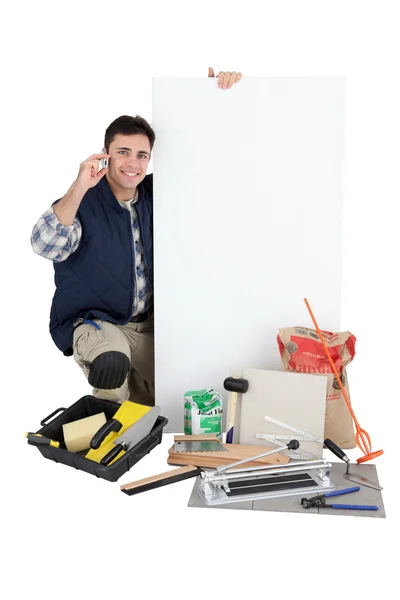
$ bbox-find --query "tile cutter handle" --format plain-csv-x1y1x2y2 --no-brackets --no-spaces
216,439,300,473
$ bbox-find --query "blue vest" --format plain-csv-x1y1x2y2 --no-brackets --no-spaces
50,174,153,355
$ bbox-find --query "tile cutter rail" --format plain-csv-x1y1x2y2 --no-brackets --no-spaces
197,457,335,507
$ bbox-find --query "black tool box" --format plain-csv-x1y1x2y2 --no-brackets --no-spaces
27,395,168,482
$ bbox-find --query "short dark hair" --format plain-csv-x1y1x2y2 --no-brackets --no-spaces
104,115,156,152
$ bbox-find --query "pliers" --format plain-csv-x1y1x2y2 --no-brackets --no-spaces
301,486,379,511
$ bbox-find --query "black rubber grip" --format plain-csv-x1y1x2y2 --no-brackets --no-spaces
324,438,348,461
101,443,124,465
26,433,57,447
287,439,300,450
223,377,249,393
90,418,122,449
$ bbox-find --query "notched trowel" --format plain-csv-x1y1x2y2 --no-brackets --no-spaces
173,434,227,453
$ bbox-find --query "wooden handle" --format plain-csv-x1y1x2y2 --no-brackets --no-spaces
173,434,218,442
226,391,238,430
120,465,200,495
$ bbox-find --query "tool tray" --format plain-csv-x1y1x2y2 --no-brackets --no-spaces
27,395,168,482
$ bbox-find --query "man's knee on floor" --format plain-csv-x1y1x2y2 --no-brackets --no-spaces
87,351,130,390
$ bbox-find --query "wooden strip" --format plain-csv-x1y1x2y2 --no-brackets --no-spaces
120,465,199,492
169,443,289,462
167,443,289,469
174,433,219,442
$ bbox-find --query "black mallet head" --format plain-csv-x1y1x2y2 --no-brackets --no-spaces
223,377,249,393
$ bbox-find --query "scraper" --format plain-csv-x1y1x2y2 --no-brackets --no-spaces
324,438,383,490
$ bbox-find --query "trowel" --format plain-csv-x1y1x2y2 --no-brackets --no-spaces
324,438,383,490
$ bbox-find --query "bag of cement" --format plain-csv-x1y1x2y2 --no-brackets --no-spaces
277,327,356,449
184,389,223,439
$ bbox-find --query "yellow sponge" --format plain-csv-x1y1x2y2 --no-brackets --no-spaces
63,412,107,453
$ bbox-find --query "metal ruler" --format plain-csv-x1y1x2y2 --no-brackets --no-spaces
255,433,318,460
263,415,323,444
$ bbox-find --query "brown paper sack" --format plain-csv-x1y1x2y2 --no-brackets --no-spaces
277,327,356,448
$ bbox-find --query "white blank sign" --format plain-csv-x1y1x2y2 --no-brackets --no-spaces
152,77,345,433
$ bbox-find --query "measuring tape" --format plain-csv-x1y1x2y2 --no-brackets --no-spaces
263,415,323,444
255,432,319,460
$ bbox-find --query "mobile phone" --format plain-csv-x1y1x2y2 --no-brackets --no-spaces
100,148,108,169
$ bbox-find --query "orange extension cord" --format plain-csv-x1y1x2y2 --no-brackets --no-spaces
304,298,383,464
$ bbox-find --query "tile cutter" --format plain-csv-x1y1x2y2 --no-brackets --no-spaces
121,439,301,497
197,439,335,506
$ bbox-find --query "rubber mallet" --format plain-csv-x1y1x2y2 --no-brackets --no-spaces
223,377,249,443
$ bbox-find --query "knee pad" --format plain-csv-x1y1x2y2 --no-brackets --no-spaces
88,351,130,390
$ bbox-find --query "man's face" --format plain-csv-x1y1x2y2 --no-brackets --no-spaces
106,133,151,197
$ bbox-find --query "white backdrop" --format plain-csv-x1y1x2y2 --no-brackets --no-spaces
2,1,398,599
153,77,345,431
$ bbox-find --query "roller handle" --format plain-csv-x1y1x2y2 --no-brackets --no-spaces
223,377,249,393
26,432,60,448
90,418,123,449
101,443,125,466
324,438,349,462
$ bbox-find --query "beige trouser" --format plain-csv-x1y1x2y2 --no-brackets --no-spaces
72,315,154,406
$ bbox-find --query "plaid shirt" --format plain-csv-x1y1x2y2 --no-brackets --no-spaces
31,192,152,318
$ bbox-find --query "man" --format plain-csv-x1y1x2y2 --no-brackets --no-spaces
31,68,243,406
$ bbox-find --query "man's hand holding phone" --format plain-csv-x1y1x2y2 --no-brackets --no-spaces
75,153,110,191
